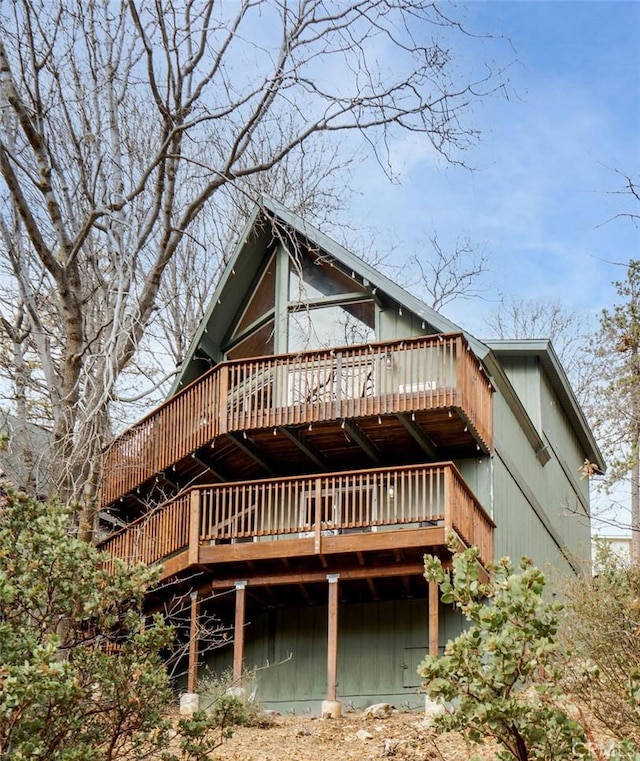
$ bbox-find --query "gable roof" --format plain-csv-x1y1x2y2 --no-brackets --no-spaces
169,196,604,472
170,195,485,393
484,339,605,473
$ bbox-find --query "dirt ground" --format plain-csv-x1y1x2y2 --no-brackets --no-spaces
211,709,497,761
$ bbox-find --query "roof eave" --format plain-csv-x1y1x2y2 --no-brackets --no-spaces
484,339,606,473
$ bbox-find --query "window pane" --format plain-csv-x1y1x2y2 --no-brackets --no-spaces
233,253,276,336
288,302,375,352
227,319,275,360
289,253,364,302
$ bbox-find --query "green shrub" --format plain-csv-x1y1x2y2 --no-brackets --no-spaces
0,490,248,760
419,547,590,761
165,695,248,761
0,490,175,759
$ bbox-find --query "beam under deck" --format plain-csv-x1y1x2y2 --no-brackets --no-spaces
147,525,446,585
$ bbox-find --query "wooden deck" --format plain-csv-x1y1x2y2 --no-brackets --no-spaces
100,333,493,508
98,462,494,584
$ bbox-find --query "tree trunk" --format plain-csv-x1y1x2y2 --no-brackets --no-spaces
632,425,640,564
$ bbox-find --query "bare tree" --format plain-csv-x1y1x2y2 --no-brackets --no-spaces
0,0,504,537
590,261,640,564
600,168,640,228
569,171,640,551
405,234,489,311
485,296,598,406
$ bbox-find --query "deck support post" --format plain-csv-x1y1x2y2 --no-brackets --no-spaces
428,581,439,657
187,591,199,693
233,581,247,683
326,574,340,703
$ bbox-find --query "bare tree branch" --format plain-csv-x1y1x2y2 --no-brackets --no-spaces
406,233,488,311
0,0,506,535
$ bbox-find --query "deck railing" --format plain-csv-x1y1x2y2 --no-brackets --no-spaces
98,462,495,574
100,333,493,506
99,493,191,570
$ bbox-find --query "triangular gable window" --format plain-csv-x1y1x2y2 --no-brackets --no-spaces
289,252,363,302
227,318,275,360
225,253,276,360
224,244,377,359
234,252,276,336
287,251,375,353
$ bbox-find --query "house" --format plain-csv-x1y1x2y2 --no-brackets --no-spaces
592,534,632,567
0,408,51,499
98,197,604,713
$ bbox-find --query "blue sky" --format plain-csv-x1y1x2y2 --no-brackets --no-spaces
349,0,640,336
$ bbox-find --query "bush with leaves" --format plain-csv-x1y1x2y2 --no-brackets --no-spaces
0,490,176,759
419,547,591,761
559,543,640,751
0,490,248,760
164,695,250,761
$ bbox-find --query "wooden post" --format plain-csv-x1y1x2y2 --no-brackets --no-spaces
428,581,439,657
233,581,247,683
314,477,322,554
188,489,200,566
187,591,199,692
218,365,229,435
326,573,340,701
443,466,453,534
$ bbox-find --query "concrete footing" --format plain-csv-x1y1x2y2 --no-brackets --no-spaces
424,696,445,722
321,699,342,719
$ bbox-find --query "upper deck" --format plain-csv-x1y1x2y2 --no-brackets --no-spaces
101,333,493,510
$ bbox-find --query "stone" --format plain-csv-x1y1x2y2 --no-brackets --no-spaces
356,729,374,741
363,702,395,719
179,692,200,715
382,738,399,756
424,696,445,721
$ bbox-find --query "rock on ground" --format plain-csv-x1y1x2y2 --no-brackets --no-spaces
207,710,498,761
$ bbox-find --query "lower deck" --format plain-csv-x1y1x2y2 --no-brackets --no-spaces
100,462,493,585
198,595,466,713
99,461,493,708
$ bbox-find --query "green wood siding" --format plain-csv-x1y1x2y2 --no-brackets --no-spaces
491,370,592,573
498,356,542,430
454,456,492,507
378,308,432,343
201,598,464,713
